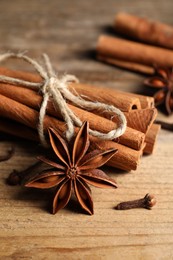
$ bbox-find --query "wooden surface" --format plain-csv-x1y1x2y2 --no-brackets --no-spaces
0,1,173,259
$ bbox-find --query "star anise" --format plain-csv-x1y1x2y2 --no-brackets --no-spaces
144,67,173,115
25,122,117,215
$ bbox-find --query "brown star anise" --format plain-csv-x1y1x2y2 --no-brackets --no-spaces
145,67,173,115
25,121,117,215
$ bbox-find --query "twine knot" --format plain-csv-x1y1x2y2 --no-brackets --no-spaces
42,77,65,95
0,52,127,147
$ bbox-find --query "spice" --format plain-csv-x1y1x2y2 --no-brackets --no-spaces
114,13,173,49
25,122,117,215
0,67,160,170
97,35,173,74
0,147,14,162
7,161,42,185
145,67,173,115
115,193,156,210
7,170,22,185
0,82,146,151
144,124,161,154
0,93,141,171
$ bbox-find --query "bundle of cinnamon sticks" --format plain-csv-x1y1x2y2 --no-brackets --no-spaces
97,13,173,74
0,67,160,171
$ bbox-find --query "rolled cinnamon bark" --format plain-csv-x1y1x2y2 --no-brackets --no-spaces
144,124,161,154
0,67,160,157
76,83,154,109
97,35,173,69
97,54,154,75
0,83,145,150
0,118,38,141
92,108,157,134
0,67,141,112
125,92,154,109
124,108,157,133
114,13,173,49
0,67,154,109
70,83,141,111
0,94,141,171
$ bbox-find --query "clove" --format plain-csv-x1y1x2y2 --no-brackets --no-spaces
115,193,156,210
7,161,42,185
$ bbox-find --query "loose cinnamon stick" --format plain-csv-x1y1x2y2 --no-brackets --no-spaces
0,83,145,150
114,13,173,49
97,35,173,69
144,124,161,154
97,55,154,75
0,94,141,171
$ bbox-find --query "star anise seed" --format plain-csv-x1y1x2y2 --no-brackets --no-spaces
24,121,117,215
144,67,173,115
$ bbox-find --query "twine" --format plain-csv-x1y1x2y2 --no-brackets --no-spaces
0,52,127,147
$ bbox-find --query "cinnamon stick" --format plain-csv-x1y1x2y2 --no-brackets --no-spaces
70,83,141,111
77,84,154,108
0,83,145,150
0,67,141,112
92,107,157,135
72,84,154,109
75,83,154,109
0,67,154,109
0,118,38,141
144,124,161,154
97,55,154,75
125,92,154,109
97,35,173,70
114,12,173,49
0,94,141,171
124,108,157,133
0,67,160,157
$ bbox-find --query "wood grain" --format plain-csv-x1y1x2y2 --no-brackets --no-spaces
0,0,173,259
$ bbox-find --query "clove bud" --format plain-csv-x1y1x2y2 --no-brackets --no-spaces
115,193,156,210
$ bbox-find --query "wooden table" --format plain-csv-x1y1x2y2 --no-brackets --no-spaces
0,1,173,259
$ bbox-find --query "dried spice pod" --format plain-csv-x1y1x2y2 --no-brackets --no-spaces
115,193,156,210
24,122,117,215
144,67,173,115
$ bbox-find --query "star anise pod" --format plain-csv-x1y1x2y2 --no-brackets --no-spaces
25,122,117,215
144,67,173,115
